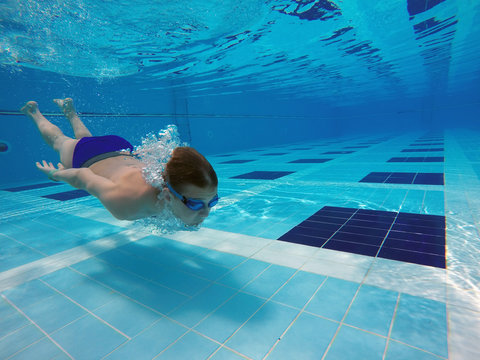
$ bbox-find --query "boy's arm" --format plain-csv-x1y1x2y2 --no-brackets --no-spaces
49,167,117,198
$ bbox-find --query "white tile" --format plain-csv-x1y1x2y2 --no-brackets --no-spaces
301,258,367,283
446,285,480,313
448,304,480,360
251,247,309,269
364,258,447,302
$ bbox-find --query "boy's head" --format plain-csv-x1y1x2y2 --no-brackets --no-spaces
163,147,218,226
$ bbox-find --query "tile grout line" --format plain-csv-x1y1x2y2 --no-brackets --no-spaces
38,279,132,340
1,293,75,360
381,292,401,360
261,276,329,360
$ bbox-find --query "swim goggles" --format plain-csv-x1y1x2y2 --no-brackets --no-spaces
165,182,219,211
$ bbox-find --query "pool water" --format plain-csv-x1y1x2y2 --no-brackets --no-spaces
1,130,479,359
1,0,480,359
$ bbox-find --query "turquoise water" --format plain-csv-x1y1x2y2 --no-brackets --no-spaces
1,1,480,359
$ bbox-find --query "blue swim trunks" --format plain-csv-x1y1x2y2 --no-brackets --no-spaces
72,135,134,168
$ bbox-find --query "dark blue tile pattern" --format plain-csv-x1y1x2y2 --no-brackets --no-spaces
42,190,91,201
2,182,63,192
288,159,333,164
388,157,444,163
231,171,295,180
278,206,446,268
360,172,444,185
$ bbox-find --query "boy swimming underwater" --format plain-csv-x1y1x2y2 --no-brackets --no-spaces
20,98,218,226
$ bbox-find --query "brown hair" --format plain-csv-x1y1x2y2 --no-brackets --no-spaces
164,147,218,191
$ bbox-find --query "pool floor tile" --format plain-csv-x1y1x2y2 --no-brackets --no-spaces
324,325,386,360
8,336,66,360
225,301,299,360
168,283,237,328
271,271,326,309
278,206,446,268
305,277,359,321
194,292,266,343
384,340,445,360
51,314,128,360
157,331,219,359
242,264,296,299
0,324,45,359
93,296,162,337
344,285,398,336
390,294,448,358
21,293,87,334
105,318,187,360
267,312,338,359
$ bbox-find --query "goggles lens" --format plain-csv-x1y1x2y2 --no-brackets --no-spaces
166,182,219,211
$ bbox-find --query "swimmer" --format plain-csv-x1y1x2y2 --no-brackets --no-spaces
20,98,218,226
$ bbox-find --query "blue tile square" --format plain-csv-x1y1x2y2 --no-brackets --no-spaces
158,331,219,359
94,296,162,337
324,325,386,360
217,259,270,289
209,347,248,360
169,284,237,327
0,311,30,339
385,340,444,360
105,318,187,359
267,312,338,359
194,292,265,343
230,171,295,180
0,324,45,359
272,271,326,309
21,293,87,334
391,294,448,358
52,314,128,359
8,337,66,360
305,278,359,321
344,285,398,336
2,280,58,309
225,301,299,360
242,265,296,299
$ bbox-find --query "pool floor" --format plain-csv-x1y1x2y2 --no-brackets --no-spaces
1,130,479,359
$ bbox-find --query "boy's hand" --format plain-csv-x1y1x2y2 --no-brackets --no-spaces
35,160,65,181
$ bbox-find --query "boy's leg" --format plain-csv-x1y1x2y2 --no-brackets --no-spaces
54,98,92,139
20,101,78,168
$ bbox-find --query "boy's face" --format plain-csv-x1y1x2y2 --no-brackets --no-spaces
165,183,218,226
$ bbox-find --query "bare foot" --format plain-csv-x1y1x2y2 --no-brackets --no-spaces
20,101,39,115
53,98,76,115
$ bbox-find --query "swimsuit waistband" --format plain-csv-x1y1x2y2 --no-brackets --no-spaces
81,151,135,168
